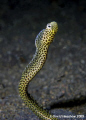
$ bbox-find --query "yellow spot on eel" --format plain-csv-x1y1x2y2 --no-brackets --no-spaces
19,21,58,120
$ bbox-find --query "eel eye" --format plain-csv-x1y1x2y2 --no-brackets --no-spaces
47,24,51,29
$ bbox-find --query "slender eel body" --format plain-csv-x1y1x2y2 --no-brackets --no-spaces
19,22,58,120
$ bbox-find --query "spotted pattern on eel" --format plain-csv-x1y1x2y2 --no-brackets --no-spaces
19,21,58,120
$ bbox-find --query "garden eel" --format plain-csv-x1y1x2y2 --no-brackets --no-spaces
19,21,58,120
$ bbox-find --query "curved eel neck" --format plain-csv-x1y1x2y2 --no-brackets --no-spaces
19,45,58,120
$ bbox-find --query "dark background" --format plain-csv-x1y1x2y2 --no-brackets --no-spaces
0,0,86,120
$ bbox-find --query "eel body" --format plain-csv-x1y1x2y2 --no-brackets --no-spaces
19,21,58,120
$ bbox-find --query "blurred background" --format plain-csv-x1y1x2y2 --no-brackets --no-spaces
0,0,86,120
